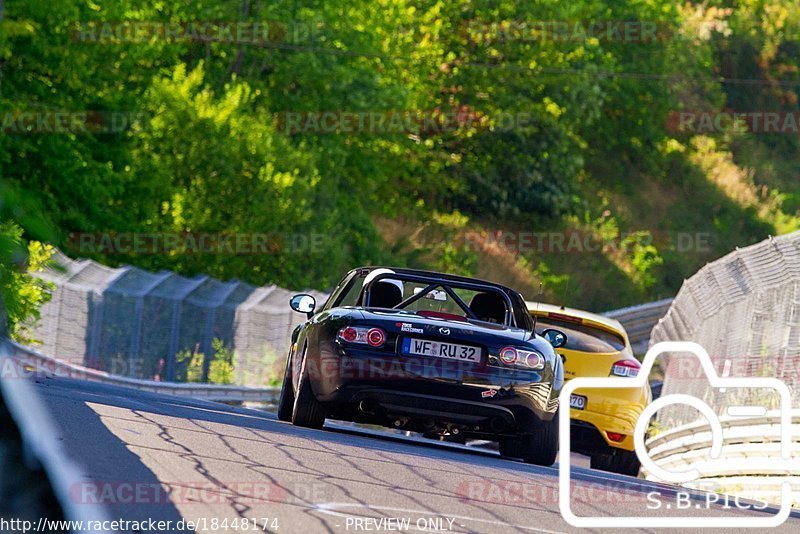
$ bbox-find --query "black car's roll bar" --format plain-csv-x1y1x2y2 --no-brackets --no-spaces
362,271,517,327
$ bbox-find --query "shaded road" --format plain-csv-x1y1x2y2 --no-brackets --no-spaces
32,376,799,533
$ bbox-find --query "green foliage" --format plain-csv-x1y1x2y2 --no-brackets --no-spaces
623,231,664,291
1,0,799,319
174,338,234,384
0,224,55,342
209,339,235,385
0,179,57,341
174,348,202,383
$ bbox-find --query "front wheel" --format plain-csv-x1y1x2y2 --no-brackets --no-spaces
291,347,326,429
276,348,295,422
500,408,559,466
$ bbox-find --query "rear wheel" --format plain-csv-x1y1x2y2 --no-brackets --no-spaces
500,408,559,466
590,449,641,476
291,347,326,429
276,348,295,422
498,437,522,458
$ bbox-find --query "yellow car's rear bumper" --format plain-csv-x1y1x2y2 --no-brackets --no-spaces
569,385,650,452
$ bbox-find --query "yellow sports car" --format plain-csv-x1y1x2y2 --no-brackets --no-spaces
527,302,651,476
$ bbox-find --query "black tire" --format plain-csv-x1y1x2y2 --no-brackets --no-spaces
498,437,522,458
590,449,641,476
291,347,326,429
276,349,294,422
500,409,559,466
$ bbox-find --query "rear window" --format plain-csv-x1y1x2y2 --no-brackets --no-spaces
535,317,626,353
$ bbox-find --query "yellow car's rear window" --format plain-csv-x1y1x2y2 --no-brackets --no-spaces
535,317,625,353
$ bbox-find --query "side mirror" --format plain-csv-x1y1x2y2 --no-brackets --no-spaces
290,294,316,318
542,328,567,349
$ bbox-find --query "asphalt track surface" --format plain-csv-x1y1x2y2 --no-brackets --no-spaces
32,375,800,533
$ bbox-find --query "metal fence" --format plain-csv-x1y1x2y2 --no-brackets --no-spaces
650,231,800,428
28,251,672,387
31,250,326,386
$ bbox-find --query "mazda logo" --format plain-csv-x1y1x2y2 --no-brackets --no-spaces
439,327,450,335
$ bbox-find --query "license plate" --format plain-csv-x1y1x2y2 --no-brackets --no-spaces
570,394,587,410
401,338,481,363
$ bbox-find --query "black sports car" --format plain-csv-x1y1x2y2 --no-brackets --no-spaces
278,267,567,465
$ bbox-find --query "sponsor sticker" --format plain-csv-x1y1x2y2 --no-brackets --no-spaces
399,323,424,334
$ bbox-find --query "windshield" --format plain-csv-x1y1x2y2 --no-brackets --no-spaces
397,282,484,317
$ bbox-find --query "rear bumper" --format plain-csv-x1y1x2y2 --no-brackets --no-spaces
568,386,649,452
309,349,559,432
347,389,517,432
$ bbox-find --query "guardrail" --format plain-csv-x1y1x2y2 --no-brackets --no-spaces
1,339,113,533
644,411,800,505
6,339,280,403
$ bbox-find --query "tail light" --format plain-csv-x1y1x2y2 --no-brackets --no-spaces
339,327,359,342
337,326,386,347
607,432,625,442
610,359,640,377
521,350,544,370
498,347,545,370
499,347,517,365
366,328,386,347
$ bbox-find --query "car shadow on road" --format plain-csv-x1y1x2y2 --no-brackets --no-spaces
32,376,194,532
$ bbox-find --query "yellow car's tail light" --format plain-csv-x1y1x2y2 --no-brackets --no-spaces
610,359,640,377
607,432,625,442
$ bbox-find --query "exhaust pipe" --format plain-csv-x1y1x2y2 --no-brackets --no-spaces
446,424,462,436
392,417,409,429
358,399,376,414
489,417,506,433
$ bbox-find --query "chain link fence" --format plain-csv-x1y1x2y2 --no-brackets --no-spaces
31,251,326,386
650,231,800,428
